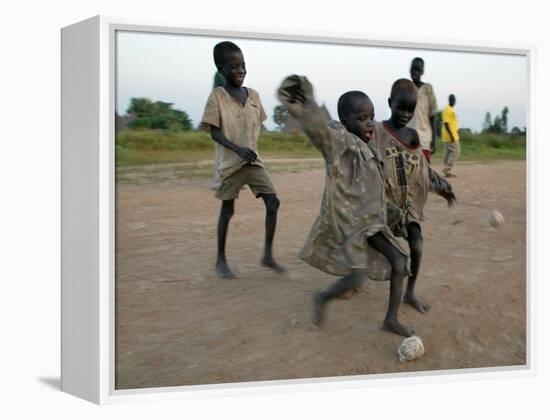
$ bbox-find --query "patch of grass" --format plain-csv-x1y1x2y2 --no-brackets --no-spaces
115,129,321,166
116,147,214,167
432,132,526,162
115,129,526,167
117,129,213,151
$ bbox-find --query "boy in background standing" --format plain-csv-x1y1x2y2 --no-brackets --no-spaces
442,94,460,177
407,57,438,163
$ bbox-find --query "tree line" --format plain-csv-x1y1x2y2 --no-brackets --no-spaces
117,98,193,131
483,107,525,135
117,97,526,136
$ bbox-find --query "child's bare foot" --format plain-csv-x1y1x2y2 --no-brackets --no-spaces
215,260,236,279
312,291,325,326
261,256,286,273
338,287,360,299
404,292,430,313
382,319,415,337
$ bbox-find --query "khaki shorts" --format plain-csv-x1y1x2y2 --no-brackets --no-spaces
215,164,276,200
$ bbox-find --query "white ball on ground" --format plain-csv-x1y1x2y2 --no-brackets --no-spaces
488,210,505,228
397,336,425,362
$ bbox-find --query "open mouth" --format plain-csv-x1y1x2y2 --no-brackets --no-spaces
364,130,373,141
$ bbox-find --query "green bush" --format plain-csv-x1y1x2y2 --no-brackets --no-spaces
125,97,193,130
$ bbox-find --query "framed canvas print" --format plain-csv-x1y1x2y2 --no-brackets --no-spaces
61,15,533,404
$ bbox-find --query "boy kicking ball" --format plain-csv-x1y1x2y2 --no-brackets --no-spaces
373,78,455,313
278,75,414,337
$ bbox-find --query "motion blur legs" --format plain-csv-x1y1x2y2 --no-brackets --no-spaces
312,269,364,326
216,194,284,278
260,194,285,273
404,222,430,313
216,199,236,279
312,231,414,337
366,232,414,336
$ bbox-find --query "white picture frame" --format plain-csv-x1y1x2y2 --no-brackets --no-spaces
61,15,534,405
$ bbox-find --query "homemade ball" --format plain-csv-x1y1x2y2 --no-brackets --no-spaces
397,336,425,362
488,210,505,228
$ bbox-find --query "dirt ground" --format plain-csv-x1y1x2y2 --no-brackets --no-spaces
115,160,526,390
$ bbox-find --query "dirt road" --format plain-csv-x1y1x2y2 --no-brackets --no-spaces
115,160,526,389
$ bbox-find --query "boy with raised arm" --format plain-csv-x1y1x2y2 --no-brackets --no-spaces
374,78,455,314
201,41,284,279
278,75,414,337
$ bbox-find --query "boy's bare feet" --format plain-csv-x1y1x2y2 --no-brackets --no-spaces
312,291,325,326
382,319,415,337
215,260,236,279
261,256,286,273
338,287,360,299
404,292,430,313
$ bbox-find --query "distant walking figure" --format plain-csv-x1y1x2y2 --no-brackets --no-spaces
442,94,460,177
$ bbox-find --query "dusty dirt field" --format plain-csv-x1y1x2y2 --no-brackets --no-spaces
115,160,526,389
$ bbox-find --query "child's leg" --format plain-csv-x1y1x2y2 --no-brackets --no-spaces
443,143,451,174
216,199,236,278
259,193,285,273
367,232,414,337
449,141,461,171
404,223,430,313
312,269,363,326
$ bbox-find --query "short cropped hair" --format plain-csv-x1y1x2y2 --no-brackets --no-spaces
390,78,417,99
411,57,424,67
337,91,369,121
213,41,242,69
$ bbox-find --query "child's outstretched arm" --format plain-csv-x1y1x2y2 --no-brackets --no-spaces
428,166,457,207
277,75,336,157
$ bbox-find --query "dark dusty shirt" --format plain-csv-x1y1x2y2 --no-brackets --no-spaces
278,76,408,279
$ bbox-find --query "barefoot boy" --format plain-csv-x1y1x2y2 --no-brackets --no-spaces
201,41,284,278
278,75,414,337
373,78,455,314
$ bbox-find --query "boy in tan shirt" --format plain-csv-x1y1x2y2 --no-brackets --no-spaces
407,57,438,163
201,41,284,278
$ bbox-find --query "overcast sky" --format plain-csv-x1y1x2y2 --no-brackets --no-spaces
116,31,527,132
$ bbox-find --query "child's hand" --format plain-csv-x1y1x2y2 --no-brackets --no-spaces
441,189,457,207
428,166,457,207
278,75,315,116
282,79,306,104
236,146,257,163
